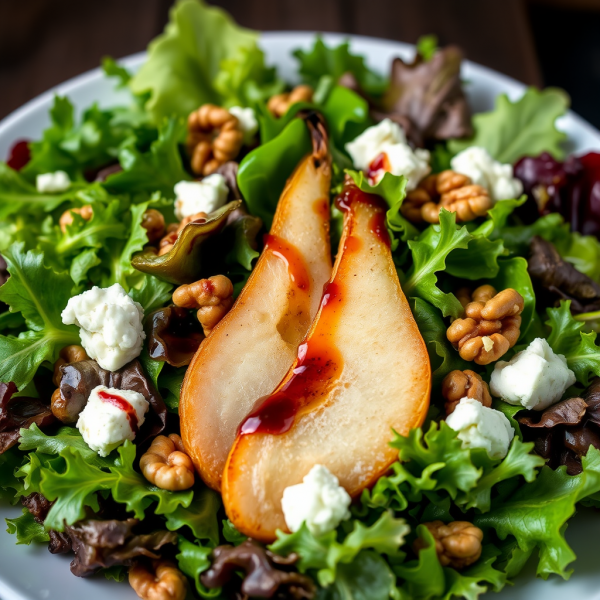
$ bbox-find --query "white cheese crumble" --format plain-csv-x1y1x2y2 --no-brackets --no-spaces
450,146,523,201
490,338,576,411
36,171,71,193
174,174,229,221
77,385,149,456
281,464,351,536
446,397,514,459
229,106,258,145
61,283,145,372
345,119,431,190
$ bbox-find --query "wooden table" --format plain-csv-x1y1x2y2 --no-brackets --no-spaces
0,0,543,123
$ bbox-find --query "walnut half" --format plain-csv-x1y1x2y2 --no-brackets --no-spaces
447,285,524,365
413,520,483,570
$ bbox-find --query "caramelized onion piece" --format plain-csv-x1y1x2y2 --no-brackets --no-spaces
0,382,55,454
146,306,204,368
201,539,316,599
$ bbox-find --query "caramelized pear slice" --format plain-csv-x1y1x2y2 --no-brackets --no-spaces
222,182,431,542
180,121,332,491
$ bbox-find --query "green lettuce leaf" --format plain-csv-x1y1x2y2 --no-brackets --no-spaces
5,508,50,545
129,274,174,314
237,118,311,228
416,35,439,61
410,297,469,388
104,118,190,197
222,519,247,545
165,487,221,545
34,440,192,531
395,527,506,600
0,243,79,389
546,300,600,384
403,210,471,318
293,36,388,96
270,511,409,587
475,447,600,579
22,96,145,179
0,163,79,219
176,536,221,598
19,424,111,469
129,0,278,121
448,88,569,164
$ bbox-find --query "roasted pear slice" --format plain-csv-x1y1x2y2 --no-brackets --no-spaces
222,181,431,542
180,116,332,491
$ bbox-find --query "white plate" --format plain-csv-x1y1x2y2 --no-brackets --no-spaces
1,31,600,600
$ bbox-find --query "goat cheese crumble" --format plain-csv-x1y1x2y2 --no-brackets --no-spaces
281,464,351,536
77,385,149,456
490,337,576,411
229,106,258,144
345,119,431,190
450,146,523,201
61,283,145,372
174,174,229,220
446,397,515,459
36,170,71,193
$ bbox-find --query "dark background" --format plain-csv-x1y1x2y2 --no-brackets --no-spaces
1,0,600,127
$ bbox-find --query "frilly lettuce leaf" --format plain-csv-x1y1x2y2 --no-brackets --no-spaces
475,447,600,580
360,422,542,516
0,243,79,389
165,487,221,546
5,508,50,545
546,300,600,385
448,87,569,163
403,210,471,318
269,511,409,587
293,36,388,96
409,297,470,388
19,438,193,531
129,0,279,122
104,118,190,197
176,536,220,598
395,526,506,600
22,96,148,179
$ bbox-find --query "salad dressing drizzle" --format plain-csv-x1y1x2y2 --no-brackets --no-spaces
239,183,390,437
97,390,139,434
263,234,311,291
239,280,344,436
366,152,391,182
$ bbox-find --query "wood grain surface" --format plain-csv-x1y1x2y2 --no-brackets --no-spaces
0,0,545,123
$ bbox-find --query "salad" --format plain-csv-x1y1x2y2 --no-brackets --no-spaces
2,1,600,599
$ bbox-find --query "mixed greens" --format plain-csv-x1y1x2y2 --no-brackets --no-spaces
2,1,600,599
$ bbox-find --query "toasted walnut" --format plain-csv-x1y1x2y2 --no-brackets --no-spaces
414,520,483,570
187,105,244,176
140,434,194,491
59,205,93,233
268,85,314,117
172,275,233,336
442,370,492,415
403,170,492,224
129,560,187,600
142,209,166,244
447,285,524,365
157,213,208,256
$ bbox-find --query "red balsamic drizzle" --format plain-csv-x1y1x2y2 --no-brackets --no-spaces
366,152,391,182
263,234,311,291
7,140,31,171
239,281,344,436
98,390,139,434
369,211,391,247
